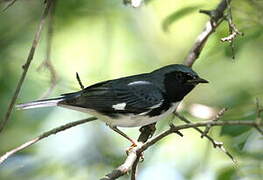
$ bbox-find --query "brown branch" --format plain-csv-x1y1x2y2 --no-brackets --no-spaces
131,157,139,180
101,118,262,179
0,0,52,133
100,142,143,180
0,117,97,164
184,0,230,67
138,119,263,155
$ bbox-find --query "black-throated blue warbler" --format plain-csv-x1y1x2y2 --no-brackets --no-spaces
17,64,208,142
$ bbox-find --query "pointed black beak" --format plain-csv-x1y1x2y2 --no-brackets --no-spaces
186,77,209,84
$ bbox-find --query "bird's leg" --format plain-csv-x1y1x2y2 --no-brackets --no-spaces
108,125,138,146
108,125,144,160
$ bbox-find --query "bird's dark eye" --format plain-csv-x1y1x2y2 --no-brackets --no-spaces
185,73,194,80
175,72,183,80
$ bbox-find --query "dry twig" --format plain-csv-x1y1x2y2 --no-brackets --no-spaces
0,117,97,164
255,98,263,134
76,72,85,90
0,0,53,133
37,0,58,98
220,0,243,59
174,112,235,163
2,0,18,11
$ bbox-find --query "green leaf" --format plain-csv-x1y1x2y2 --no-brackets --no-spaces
162,5,201,32
220,125,252,137
220,112,256,137
232,130,251,150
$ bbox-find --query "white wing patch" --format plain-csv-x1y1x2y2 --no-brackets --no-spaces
128,81,151,86
112,103,126,110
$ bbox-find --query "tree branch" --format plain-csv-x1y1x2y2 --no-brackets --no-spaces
184,0,230,67
101,118,262,179
0,117,97,164
140,119,262,152
0,0,53,133
100,142,143,180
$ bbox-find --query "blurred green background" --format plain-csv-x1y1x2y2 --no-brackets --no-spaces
0,0,263,179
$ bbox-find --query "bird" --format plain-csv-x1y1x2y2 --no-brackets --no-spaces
17,64,208,144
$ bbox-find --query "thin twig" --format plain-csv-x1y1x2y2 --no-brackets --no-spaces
2,0,18,11
220,23,243,43
201,108,228,138
38,0,58,98
220,0,243,59
138,119,263,153
254,99,263,134
221,0,243,43
254,126,263,135
174,112,221,147
256,98,262,124
0,0,53,133
174,112,235,162
0,117,97,164
76,72,85,89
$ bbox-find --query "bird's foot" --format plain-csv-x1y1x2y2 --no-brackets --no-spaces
125,141,138,154
125,141,144,161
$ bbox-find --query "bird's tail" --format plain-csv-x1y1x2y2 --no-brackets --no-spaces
16,97,65,110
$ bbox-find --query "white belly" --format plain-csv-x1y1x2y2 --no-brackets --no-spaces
59,102,180,127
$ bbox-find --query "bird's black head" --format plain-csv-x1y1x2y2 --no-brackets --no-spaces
152,64,208,102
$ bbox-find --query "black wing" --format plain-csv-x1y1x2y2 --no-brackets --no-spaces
59,80,167,115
